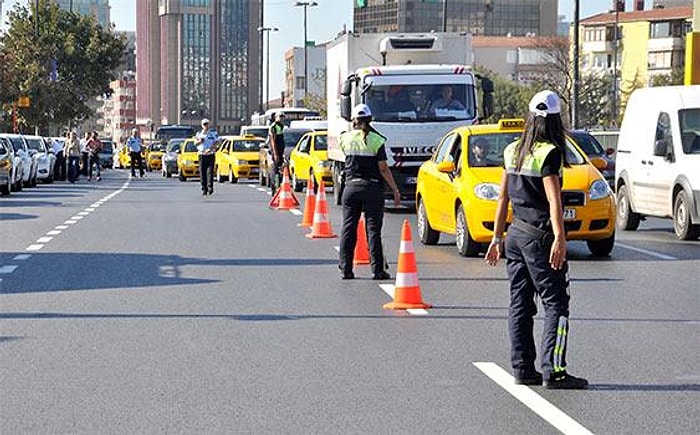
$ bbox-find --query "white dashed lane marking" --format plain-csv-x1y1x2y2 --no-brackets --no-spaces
13,255,31,260
0,266,19,274
379,284,429,316
55,225,69,230
47,231,62,236
289,209,302,216
64,220,78,225
36,237,53,243
26,244,44,251
616,243,677,260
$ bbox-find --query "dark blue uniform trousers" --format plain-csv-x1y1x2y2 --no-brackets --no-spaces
339,180,385,277
505,225,570,380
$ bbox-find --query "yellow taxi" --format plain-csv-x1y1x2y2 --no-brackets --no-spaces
215,134,264,183
146,142,166,171
416,119,616,257
288,131,332,192
177,138,199,181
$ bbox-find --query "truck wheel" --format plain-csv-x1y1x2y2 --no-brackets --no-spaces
616,185,640,231
456,205,480,257
229,167,238,184
417,198,439,245
586,232,615,257
333,166,344,206
673,190,700,240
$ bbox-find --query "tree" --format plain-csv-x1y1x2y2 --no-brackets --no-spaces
302,93,327,118
578,71,614,128
0,0,125,133
650,67,684,87
474,66,533,121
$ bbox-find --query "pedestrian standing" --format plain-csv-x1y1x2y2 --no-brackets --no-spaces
195,118,219,196
338,104,400,280
485,90,588,389
79,131,89,177
86,131,102,181
267,112,286,193
52,135,66,181
127,128,145,178
63,131,81,183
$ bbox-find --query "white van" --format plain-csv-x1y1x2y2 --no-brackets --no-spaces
615,85,700,240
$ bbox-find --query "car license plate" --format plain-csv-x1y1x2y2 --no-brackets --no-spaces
405,177,417,185
564,208,576,220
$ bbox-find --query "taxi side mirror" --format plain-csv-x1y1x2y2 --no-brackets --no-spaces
436,161,456,173
589,157,607,171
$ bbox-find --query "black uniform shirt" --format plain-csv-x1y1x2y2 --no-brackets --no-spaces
340,129,387,182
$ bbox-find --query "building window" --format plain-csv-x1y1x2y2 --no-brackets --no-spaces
650,20,684,39
295,76,305,90
648,51,672,69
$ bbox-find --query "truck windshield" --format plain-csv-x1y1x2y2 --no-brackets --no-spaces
679,109,700,154
364,78,475,123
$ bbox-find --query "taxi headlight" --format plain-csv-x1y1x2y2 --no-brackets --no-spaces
316,160,331,168
589,179,611,200
183,159,194,165
474,183,500,201
235,159,247,165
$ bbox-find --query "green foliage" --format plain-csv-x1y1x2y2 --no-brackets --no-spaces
474,65,534,121
0,0,125,133
302,93,327,118
578,71,615,129
650,67,684,87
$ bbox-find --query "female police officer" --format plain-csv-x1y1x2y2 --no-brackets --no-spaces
485,90,588,389
338,104,400,280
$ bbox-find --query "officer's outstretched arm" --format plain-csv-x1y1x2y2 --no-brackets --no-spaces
486,172,509,266
543,174,566,270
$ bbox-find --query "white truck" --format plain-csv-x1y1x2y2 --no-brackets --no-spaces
326,32,493,205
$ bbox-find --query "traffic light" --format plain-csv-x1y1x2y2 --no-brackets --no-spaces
614,0,624,12
357,0,367,8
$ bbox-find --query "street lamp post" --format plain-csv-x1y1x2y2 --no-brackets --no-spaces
294,1,317,103
258,26,279,112
572,0,580,129
611,7,620,125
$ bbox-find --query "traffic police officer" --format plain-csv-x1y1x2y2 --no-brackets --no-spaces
268,112,285,192
338,104,400,280
196,118,219,196
485,90,588,389
126,128,145,178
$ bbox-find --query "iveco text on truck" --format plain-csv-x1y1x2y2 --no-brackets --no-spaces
326,32,493,206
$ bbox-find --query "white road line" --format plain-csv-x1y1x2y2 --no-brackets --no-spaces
46,230,62,236
378,283,429,316
289,209,302,216
36,237,53,243
0,266,19,274
13,255,31,260
71,216,84,220
616,243,677,260
55,225,69,230
78,211,90,216
64,220,77,225
90,203,101,207
473,362,593,435
85,208,95,212
26,244,44,251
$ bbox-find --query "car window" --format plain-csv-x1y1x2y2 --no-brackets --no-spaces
466,133,520,167
168,139,185,152
678,108,700,154
184,141,197,153
0,139,8,155
313,135,328,151
232,140,262,152
569,131,605,156
434,133,456,163
284,129,312,150
298,136,311,153
8,137,24,152
26,138,44,152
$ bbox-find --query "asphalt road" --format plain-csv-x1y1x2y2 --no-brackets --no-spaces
1,169,699,434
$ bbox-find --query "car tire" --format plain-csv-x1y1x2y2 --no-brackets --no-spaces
456,204,480,257
417,198,440,245
291,170,303,192
229,167,237,184
616,184,640,231
586,232,615,257
673,189,700,240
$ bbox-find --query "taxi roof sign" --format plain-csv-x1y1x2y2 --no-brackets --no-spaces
499,118,525,129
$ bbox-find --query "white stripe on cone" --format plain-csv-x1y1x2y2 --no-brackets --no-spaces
314,212,328,222
400,240,414,253
395,271,419,288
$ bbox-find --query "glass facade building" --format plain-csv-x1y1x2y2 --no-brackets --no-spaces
354,0,557,37
55,0,111,27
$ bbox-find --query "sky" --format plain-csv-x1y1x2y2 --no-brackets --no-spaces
0,0,653,100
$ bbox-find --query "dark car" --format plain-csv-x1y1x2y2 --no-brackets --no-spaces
98,138,114,168
569,130,615,190
258,127,312,187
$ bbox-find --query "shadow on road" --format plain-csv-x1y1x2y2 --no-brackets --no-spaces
0,213,38,221
589,383,700,392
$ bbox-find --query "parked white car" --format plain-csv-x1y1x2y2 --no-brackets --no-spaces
0,134,37,188
0,136,23,192
24,135,56,183
615,85,700,240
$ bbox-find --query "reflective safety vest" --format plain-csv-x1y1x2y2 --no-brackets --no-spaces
339,129,385,157
503,141,562,178
270,123,284,154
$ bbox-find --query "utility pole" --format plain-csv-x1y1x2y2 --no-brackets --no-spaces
294,2,317,104
259,0,264,113
571,0,580,129
442,0,447,32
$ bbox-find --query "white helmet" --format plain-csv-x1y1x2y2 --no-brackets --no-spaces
201,118,210,126
351,103,372,119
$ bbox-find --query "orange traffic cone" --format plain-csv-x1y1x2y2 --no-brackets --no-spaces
269,166,300,210
353,214,370,265
298,177,316,227
383,220,431,310
306,185,337,238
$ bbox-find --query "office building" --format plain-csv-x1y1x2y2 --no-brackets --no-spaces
354,0,558,37
54,0,110,27
284,45,326,108
136,0,260,133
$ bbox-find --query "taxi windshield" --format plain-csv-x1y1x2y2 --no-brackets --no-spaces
167,139,185,152
468,133,587,167
232,140,262,152
183,142,197,153
314,135,328,151
149,143,165,152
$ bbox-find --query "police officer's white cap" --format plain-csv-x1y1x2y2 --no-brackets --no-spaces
529,90,561,117
201,118,210,125
352,104,372,119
